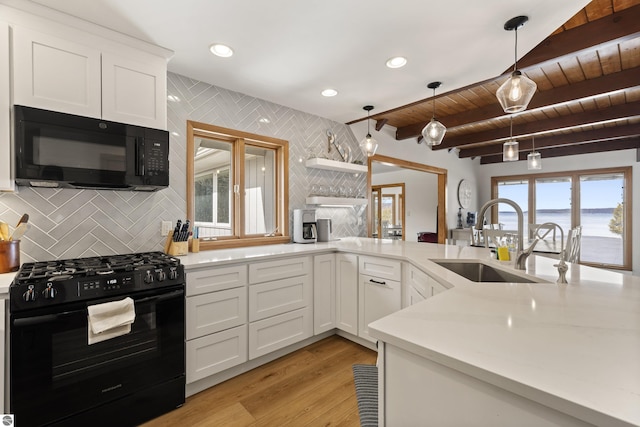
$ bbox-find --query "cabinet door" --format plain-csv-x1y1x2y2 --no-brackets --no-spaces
248,307,312,359
186,324,248,383
408,285,426,306
0,21,11,191
313,253,336,334
359,256,401,281
359,274,401,343
336,253,358,335
186,286,247,340
12,26,101,118
249,256,312,284
249,275,312,322
101,52,167,129
186,264,247,297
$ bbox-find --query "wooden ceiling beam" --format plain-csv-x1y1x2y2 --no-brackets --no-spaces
514,4,640,72
395,68,640,140
479,137,640,164
458,124,640,158
433,101,640,149
375,118,388,131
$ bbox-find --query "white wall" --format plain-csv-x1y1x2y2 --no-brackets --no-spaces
476,150,639,275
348,121,481,235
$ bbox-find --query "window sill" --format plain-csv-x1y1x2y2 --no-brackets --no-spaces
198,235,291,251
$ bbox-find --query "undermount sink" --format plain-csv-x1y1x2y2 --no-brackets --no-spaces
433,260,538,283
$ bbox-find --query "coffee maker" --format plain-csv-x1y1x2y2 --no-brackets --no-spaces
293,209,317,243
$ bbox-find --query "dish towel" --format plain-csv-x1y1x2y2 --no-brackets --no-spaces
87,297,136,345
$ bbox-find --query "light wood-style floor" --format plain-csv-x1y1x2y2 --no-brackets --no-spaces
142,336,377,427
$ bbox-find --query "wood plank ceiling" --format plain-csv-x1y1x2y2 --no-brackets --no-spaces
347,0,640,164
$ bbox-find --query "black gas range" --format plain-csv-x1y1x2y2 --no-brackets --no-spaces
9,251,186,427
10,251,184,313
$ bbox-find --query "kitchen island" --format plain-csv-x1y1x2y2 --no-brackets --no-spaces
1,238,638,426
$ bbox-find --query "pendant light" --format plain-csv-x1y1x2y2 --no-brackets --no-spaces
496,16,537,113
527,135,541,170
359,105,379,157
503,116,519,162
421,81,446,146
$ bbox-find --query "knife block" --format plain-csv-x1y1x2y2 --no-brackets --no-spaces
164,231,188,256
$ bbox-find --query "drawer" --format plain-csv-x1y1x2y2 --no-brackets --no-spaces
359,256,401,281
248,307,312,360
186,264,247,296
406,264,430,297
249,275,312,322
186,287,247,340
186,325,248,383
249,256,311,284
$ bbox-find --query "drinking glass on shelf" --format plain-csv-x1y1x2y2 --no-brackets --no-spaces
318,185,328,196
310,184,319,196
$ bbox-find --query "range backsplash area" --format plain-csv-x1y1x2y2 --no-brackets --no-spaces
0,72,366,262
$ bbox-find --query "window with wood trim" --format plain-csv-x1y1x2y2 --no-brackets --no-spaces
187,121,289,250
491,167,632,270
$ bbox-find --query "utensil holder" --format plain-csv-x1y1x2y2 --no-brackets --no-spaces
189,238,200,253
0,240,20,273
164,231,188,256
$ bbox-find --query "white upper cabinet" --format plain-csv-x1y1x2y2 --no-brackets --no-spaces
0,20,11,191
12,26,102,118
12,25,167,129
101,52,166,129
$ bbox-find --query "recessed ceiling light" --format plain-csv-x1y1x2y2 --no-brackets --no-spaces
321,89,338,97
386,56,407,69
167,95,180,102
209,43,234,57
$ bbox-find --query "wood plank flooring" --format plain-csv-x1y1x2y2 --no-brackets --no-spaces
141,336,377,427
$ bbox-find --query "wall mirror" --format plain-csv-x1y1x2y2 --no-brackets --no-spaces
368,154,447,243
187,120,290,250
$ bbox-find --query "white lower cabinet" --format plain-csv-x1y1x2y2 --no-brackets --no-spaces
336,253,358,335
313,253,336,334
185,265,249,384
186,325,248,383
248,307,313,359
248,256,314,360
403,263,448,307
358,274,401,343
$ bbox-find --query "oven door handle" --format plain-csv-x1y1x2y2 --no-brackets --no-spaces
12,309,84,327
13,289,184,327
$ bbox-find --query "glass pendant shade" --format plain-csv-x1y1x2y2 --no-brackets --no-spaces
527,151,541,170
496,71,537,113
421,118,446,146
503,139,519,162
359,134,378,157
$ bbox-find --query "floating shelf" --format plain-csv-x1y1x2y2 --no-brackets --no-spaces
305,196,368,206
305,158,367,173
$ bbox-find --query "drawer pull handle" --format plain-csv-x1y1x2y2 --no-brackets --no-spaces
369,279,387,286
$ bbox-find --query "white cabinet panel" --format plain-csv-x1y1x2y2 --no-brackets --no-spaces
248,307,312,360
186,286,247,340
359,256,401,281
186,325,248,383
249,275,311,322
12,26,101,118
336,253,358,335
186,264,247,296
314,253,336,334
249,256,311,284
408,285,426,306
359,274,401,343
0,21,11,191
101,52,166,129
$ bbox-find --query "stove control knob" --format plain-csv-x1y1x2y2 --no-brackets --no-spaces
23,285,37,302
144,270,154,284
156,270,166,282
43,283,57,299
169,268,178,280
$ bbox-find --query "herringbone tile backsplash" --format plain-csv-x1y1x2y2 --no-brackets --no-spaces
0,72,366,262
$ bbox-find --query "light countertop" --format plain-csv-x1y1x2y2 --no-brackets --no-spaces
2,238,638,426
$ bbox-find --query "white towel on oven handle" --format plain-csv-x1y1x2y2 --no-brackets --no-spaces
87,297,136,345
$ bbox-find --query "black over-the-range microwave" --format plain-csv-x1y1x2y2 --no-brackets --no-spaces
14,105,170,191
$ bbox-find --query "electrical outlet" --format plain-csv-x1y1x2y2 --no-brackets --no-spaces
161,220,172,236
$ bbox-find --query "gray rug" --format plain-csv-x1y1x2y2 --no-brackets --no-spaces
352,364,378,427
